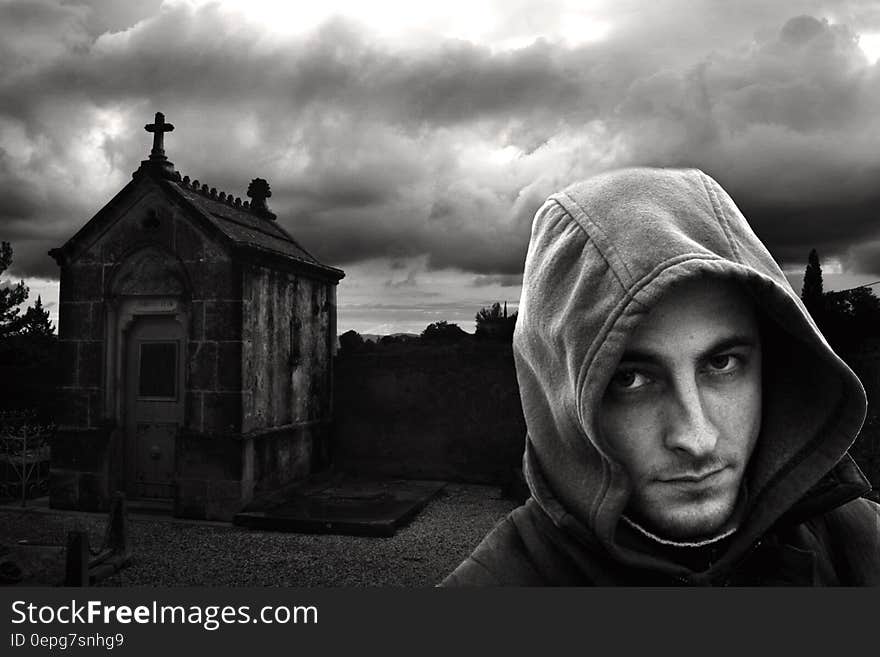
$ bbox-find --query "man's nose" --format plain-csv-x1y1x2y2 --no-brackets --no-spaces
663,377,720,457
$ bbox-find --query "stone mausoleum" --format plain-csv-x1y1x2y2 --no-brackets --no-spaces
49,112,345,520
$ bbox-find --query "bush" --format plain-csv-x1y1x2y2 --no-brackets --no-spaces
475,302,517,341
421,321,467,342
338,330,365,355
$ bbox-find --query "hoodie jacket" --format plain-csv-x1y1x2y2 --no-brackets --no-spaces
443,168,880,586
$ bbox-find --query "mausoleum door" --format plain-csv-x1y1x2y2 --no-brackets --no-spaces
124,315,185,500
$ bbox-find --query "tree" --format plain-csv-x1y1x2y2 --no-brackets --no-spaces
475,301,517,340
421,320,467,342
0,241,28,337
338,329,365,354
476,302,503,323
801,248,824,322
20,295,55,336
0,244,57,419
821,286,880,353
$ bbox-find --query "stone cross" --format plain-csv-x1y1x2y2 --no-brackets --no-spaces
145,112,174,160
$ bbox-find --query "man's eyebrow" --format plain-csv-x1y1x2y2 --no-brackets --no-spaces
618,334,758,365
702,335,759,357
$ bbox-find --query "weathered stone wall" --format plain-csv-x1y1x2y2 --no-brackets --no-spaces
242,266,334,492
180,218,243,437
332,342,526,484
56,262,105,431
52,249,111,510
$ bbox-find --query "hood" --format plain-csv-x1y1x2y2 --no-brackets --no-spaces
514,167,867,578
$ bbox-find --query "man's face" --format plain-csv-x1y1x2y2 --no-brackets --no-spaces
597,278,762,541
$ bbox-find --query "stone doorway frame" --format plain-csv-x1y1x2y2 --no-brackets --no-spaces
103,245,192,503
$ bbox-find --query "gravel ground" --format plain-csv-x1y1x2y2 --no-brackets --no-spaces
0,483,517,587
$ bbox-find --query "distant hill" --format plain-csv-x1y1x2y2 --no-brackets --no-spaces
335,332,418,348
358,333,419,343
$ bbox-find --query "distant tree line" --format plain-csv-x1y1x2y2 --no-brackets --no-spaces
341,246,880,359
802,248,880,492
338,301,518,355
801,248,880,355
0,242,58,420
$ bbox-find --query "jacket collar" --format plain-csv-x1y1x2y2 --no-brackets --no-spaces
775,453,871,528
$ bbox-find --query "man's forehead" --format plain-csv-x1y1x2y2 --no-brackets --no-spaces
624,278,760,355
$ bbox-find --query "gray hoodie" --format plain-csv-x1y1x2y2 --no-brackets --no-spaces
443,167,880,585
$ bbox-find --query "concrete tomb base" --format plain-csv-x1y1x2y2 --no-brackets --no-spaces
233,474,446,537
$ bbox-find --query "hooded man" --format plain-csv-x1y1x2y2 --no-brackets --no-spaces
443,168,880,586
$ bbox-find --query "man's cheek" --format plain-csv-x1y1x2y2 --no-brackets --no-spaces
610,421,662,475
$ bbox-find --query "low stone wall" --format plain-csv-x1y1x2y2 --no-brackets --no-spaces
332,339,880,495
332,341,526,485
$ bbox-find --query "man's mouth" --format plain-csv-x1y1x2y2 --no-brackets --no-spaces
661,467,727,484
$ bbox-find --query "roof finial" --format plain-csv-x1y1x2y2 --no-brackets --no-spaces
145,112,175,161
247,177,276,220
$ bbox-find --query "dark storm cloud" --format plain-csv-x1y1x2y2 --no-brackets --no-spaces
0,1,89,67
5,1,880,280
63,0,165,38
843,238,880,275
3,6,602,129
597,12,880,271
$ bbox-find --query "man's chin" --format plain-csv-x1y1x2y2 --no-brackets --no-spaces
634,496,740,543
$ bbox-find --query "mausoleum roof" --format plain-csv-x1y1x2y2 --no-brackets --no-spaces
50,112,344,283
166,175,321,268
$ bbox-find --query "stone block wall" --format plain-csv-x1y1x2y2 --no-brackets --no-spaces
52,219,116,511
56,265,105,430
332,341,526,484
185,296,244,436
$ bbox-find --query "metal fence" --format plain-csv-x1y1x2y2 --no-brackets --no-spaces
0,413,52,505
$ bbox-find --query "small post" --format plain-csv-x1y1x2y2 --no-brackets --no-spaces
20,425,27,508
106,491,129,555
64,530,89,586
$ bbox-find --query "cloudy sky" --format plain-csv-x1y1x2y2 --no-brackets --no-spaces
5,0,880,334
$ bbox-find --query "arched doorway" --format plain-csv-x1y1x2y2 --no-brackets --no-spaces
105,246,191,505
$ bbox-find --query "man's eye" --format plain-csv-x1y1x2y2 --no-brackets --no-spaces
610,370,651,390
706,354,739,373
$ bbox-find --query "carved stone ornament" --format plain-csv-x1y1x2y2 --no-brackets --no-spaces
111,247,187,297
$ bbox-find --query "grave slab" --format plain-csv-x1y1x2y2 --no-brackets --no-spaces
233,475,446,537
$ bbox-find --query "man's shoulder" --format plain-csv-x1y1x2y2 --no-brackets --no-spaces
439,511,545,587
803,496,880,585
819,496,880,532
439,502,609,586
